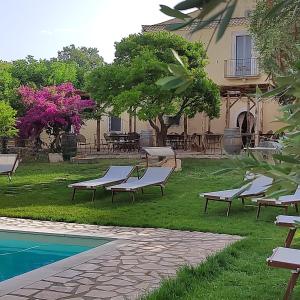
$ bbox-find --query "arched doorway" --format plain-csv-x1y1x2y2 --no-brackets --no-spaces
236,111,255,146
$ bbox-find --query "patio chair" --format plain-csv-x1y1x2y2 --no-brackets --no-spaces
275,215,300,248
254,185,300,219
76,134,91,153
107,167,173,202
0,154,19,181
200,174,273,216
68,166,135,202
103,133,114,152
267,247,300,300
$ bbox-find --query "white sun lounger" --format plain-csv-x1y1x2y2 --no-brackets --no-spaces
107,167,173,202
254,185,300,219
267,247,300,299
200,175,273,216
275,215,300,248
0,154,19,181
68,166,135,202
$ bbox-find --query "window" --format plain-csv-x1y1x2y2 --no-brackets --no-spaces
109,116,122,132
235,34,252,76
164,116,181,126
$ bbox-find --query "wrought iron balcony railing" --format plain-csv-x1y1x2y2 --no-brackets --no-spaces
224,58,260,78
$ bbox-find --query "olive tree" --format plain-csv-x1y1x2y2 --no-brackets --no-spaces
88,32,220,146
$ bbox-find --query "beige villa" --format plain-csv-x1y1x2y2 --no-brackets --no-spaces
80,0,283,148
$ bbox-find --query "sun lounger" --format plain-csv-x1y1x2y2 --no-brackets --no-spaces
267,247,300,299
0,154,19,181
68,166,135,202
275,215,300,248
254,186,300,219
200,174,273,216
107,167,173,202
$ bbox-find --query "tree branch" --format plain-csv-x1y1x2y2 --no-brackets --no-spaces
148,119,159,132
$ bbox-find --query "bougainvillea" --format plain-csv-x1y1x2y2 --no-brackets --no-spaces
18,82,94,151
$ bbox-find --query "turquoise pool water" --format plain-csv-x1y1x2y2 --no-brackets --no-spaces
0,231,110,282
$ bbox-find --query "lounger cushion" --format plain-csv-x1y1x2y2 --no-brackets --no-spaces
68,166,134,188
107,167,173,191
254,185,300,205
268,247,300,270
275,215,300,226
240,175,273,196
278,195,300,203
0,154,18,174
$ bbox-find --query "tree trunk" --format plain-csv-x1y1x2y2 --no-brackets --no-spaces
148,116,169,147
183,114,188,151
156,117,168,147
156,129,167,146
133,112,137,133
129,107,132,133
1,137,8,154
96,118,101,152
129,115,132,133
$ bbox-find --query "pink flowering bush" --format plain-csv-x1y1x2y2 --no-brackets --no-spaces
18,83,94,152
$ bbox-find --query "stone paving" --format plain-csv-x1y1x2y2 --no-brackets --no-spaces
0,218,241,300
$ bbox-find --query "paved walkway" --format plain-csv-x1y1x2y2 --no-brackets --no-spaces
0,218,241,300
72,152,224,163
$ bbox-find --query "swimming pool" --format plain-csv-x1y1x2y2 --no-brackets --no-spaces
0,230,111,282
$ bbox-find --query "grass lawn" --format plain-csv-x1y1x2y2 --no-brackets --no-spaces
0,158,299,299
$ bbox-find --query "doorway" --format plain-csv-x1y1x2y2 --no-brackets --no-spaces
236,111,254,146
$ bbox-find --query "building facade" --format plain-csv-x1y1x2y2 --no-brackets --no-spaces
80,0,283,147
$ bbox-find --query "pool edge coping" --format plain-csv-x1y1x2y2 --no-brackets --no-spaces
0,230,124,296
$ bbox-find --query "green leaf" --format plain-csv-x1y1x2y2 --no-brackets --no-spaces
168,64,187,76
277,75,295,86
160,5,190,20
287,131,300,138
175,78,193,94
198,0,226,20
216,0,237,41
191,8,225,33
166,18,195,31
272,154,300,164
256,85,263,96
171,49,185,67
160,76,187,90
266,0,293,18
174,0,202,10
213,167,236,175
260,86,287,99
156,76,177,86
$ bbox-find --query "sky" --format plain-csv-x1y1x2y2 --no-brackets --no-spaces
0,0,179,63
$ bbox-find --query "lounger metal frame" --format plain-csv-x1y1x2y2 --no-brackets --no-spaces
203,191,266,217
255,198,299,219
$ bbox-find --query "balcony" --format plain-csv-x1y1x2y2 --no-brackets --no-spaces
224,58,260,78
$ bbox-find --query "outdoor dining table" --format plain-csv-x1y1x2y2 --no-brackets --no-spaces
107,134,140,152
166,134,184,150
